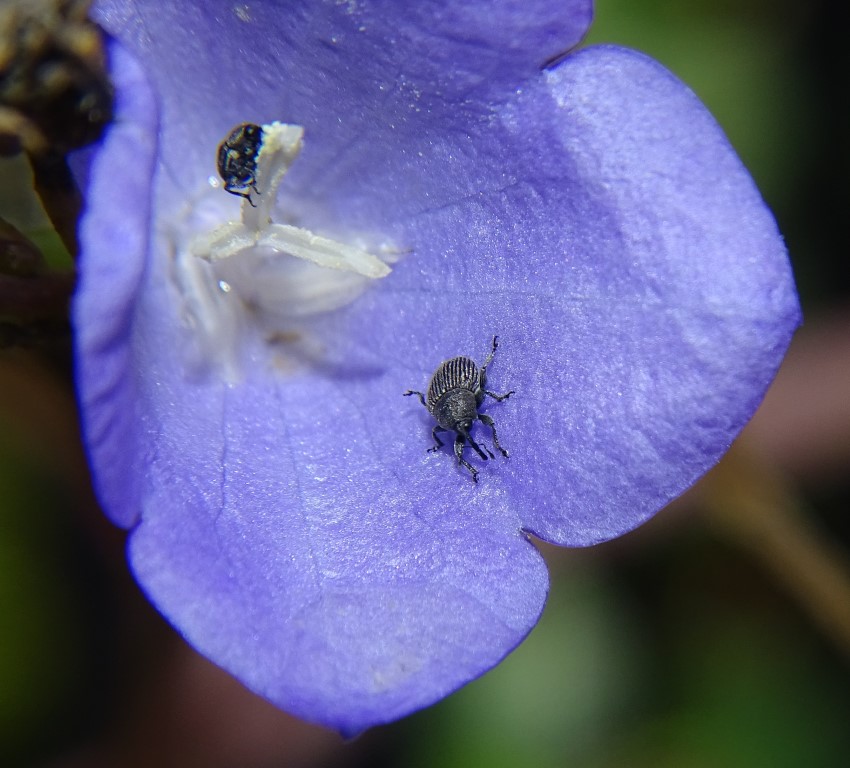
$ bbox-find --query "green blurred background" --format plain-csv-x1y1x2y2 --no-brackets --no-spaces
2,0,849,765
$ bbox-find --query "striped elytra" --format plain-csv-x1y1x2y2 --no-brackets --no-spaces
426,356,480,411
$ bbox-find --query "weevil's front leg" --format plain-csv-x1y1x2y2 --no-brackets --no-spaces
453,433,479,483
462,428,491,462
428,426,446,453
479,413,509,458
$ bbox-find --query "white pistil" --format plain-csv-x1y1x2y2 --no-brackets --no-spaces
192,122,390,279
176,121,395,380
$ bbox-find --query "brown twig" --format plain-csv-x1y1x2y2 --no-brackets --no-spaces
686,439,850,661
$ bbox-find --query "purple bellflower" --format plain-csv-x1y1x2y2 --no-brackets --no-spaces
74,0,800,735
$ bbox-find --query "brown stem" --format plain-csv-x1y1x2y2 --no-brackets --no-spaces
687,439,850,660
0,271,75,321
29,152,82,257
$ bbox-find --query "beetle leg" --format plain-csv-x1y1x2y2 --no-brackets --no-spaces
453,433,479,483
462,428,490,462
481,335,499,373
483,388,514,402
428,426,446,453
479,413,509,458
470,431,495,459
403,389,427,407
224,185,257,208
480,336,512,399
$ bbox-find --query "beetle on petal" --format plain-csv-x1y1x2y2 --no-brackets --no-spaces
405,336,515,482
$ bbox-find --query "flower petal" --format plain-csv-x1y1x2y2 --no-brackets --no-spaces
90,0,592,207
130,440,549,733
72,41,158,527
512,46,801,543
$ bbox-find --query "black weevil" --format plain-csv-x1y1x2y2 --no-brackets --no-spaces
217,123,263,206
405,336,514,482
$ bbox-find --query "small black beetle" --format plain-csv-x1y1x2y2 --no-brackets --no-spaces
217,123,264,206
404,336,515,483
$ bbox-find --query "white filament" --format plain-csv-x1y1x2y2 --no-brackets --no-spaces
174,121,395,379
192,122,390,279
